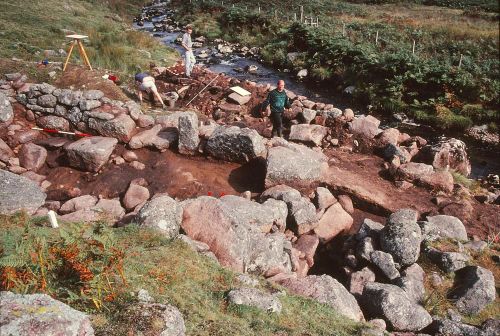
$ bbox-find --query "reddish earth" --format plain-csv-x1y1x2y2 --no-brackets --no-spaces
39,144,266,203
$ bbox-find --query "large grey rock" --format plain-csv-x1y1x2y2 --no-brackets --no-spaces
129,124,177,151
57,89,82,106
394,263,426,304
178,112,199,155
135,195,183,239
220,195,287,233
426,248,469,273
314,202,353,243
380,209,422,267
356,218,384,241
37,94,57,108
206,125,266,163
361,282,432,331
260,184,301,204
299,108,316,124
421,215,468,241
417,137,471,176
18,143,47,171
88,113,136,142
287,197,318,235
449,266,496,315
289,124,328,146
431,318,483,336
349,115,380,139
357,236,376,262
227,287,282,313
122,302,185,336
79,99,102,111
65,136,117,172
277,275,364,322
181,196,292,276
265,138,328,189
36,115,70,131
83,90,104,100
0,92,14,123
396,162,434,181
0,170,46,215
370,250,400,280
0,291,94,335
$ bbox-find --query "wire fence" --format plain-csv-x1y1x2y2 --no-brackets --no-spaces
182,0,494,68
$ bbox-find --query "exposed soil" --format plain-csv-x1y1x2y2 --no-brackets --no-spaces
54,65,128,101
39,144,266,203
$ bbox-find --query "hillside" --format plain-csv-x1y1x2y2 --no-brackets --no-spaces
0,0,177,74
172,0,499,133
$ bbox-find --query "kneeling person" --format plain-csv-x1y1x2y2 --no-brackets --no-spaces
135,72,166,108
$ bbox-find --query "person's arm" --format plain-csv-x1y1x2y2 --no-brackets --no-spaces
261,91,272,111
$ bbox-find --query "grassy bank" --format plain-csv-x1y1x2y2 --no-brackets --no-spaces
173,0,499,132
0,0,178,74
0,213,365,336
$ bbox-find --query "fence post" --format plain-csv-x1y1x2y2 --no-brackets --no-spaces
412,40,416,55
342,23,346,36
294,13,297,21
375,31,379,45
258,6,261,13
458,54,463,68
300,6,304,23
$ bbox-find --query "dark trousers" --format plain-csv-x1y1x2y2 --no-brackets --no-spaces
270,112,283,137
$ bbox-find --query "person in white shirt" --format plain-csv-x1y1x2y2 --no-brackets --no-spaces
134,72,166,108
181,25,195,77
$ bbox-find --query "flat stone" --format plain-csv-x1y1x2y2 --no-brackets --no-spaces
65,136,117,172
0,291,94,336
0,170,46,215
289,124,328,146
314,202,353,243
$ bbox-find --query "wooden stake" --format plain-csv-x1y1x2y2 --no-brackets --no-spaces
300,6,304,23
342,23,346,36
412,40,416,54
63,41,76,72
458,54,463,68
375,31,379,45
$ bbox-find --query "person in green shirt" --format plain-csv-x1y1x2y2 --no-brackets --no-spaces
261,80,291,137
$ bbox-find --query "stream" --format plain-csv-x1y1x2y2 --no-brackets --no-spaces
134,6,499,180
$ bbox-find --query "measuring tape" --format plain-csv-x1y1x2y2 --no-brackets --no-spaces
32,127,92,137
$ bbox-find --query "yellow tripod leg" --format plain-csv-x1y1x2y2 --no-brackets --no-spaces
78,41,93,70
63,40,76,72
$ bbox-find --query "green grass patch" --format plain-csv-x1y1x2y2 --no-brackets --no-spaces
0,213,365,335
0,0,178,74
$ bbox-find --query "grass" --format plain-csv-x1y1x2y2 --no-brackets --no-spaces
0,212,365,335
420,238,500,325
0,0,178,74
